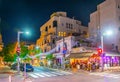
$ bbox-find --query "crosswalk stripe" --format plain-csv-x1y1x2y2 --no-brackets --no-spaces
89,73,120,79
40,72,52,77
34,69,41,72
60,71,72,75
113,77,120,78
29,73,39,78
34,73,45,77
46,72,57,76
51,72,65,75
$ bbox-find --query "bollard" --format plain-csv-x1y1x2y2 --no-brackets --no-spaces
9,75,12,82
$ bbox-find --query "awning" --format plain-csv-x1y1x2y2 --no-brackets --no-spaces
105,52,120,56
67,52,94,59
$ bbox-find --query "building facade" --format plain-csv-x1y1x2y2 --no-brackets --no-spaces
37,12,88,52
88,0,120,52
0,34,3,52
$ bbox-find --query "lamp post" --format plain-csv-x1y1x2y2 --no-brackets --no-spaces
17,31,29,73
100,30,113,72
58,32,66,69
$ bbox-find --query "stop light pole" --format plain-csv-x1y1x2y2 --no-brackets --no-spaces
17,31,23,73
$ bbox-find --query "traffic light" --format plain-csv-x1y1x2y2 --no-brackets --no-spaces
97,48,102,54
16,47,21,56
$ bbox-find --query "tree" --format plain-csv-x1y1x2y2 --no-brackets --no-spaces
0,42,29,62
1,43,16,62
46,54,55,60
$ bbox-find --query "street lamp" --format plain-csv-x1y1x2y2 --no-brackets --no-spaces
17,31,29,73
100,30,113,71
101,30,113,53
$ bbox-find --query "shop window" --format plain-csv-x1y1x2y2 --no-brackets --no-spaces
53,20,57,27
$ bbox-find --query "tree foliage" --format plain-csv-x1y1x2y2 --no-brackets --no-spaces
46,54,55,60
0,42,29,62
1,43,16,62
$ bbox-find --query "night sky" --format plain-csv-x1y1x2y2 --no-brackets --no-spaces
0,0,105,45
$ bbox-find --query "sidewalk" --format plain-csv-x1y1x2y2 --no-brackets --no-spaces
55,66,120,73
0,66,17,74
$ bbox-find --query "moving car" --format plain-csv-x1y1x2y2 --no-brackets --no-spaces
11,63,34,72
23,63,34,72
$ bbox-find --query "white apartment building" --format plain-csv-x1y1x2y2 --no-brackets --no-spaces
88,0,120,52
37,12,88,52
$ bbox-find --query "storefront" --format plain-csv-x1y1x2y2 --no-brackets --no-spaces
67,52,94,70
68,51,120,71
100,52,120,70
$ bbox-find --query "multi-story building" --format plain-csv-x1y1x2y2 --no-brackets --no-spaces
88,0,120,52
37,12,88,52
0,34,3,52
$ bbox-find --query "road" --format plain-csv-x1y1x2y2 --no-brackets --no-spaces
0,66,120,82
26,67,72,78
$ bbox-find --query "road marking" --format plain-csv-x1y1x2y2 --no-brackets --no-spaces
40,72,52,77
46,72,57,76
28,73,39,78
34,73,45,77
89,73,120,79
51,72,64,75
60,71,72,75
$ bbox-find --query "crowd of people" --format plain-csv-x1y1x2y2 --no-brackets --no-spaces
71,61,100,72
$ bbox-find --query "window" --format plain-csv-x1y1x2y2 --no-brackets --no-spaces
119,27,120,31
83,31,87,35
79,29,81,33
53,39,55,44
71,24,73,29
62,23,64,26
44,49,46,52
66,23,68,28
69,24,70,29
118,5,120,9
119,16,120,21
53,20,57,27
45,26,48,31
49,25,51,29
44,40,46,44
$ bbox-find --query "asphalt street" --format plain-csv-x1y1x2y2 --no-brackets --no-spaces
0,67,120,82
26,67,72,78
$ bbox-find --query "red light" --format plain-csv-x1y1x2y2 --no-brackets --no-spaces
97,48,102,54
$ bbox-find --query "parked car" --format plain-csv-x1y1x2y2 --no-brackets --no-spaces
11,63,34,72
10,63,23,70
